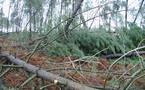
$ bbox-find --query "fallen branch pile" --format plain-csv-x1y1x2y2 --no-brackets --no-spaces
0,53,97,90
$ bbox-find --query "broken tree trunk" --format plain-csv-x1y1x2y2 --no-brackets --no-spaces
105,51,145,59
0,53,97,90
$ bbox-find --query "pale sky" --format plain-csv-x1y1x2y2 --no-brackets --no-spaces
3,0,10,17
2,0,138,17
2,0,140,30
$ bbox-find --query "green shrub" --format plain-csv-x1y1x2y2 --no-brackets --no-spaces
46,41,84,58
47,41,70,56
126,24,145,46
67,43,84,57
8,31,30,42
68,29,128,55
7,23,145,57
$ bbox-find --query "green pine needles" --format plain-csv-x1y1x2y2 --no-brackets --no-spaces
47,24,145,57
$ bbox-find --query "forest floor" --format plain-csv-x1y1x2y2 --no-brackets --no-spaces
0,37,145,90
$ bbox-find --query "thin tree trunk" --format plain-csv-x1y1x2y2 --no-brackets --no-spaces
89,7,100,29
44,0,56,27
58,0,63,35
79,6,88,28
29,0,32,40
0,8,3,34
116,13,118,28
125,0,128,29
39,11,43,33
16,0,19,33
133,0,145,23
7,3,11,34
109,17,111,31
33,13,36,32
64,0,84,38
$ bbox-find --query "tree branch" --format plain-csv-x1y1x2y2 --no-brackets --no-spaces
133,0,145,23
0,53,97,90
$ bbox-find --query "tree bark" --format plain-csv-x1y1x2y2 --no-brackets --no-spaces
125,0,128,29
0,53,97,90
79,6,88,29
64,0,84,38
29,0,32,40
7,3,11,34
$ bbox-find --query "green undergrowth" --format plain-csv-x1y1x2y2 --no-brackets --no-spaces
46,24,145,57
5,24,145,58
45,41,85,58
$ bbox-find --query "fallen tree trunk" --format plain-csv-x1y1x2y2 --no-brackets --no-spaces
105,51,145,59
0,53,97,90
